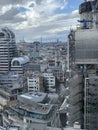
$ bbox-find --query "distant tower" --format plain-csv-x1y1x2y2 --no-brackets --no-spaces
0,27,18,74
33,41,40,52
40,37,42,44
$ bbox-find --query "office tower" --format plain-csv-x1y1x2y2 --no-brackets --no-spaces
78,3,98,130
66,0,98,130
0,27,17,74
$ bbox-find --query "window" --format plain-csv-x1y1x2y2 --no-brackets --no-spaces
30,120,32,123
26,119,29,123
13,60,20,66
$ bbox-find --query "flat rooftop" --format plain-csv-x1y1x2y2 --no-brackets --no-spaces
19,92,47,103
21,103,52,114
10,102,53,115
46,127,83,130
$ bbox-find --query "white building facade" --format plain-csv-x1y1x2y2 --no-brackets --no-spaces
27,73,43,92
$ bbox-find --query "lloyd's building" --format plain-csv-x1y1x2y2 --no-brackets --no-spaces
66,0,98,130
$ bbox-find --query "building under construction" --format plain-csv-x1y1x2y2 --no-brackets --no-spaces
66,0,98,130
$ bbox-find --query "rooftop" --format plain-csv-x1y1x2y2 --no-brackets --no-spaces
46,127,84,130
18,92,47,103
0,27,15,40
10,102,53,115
11,56,29,65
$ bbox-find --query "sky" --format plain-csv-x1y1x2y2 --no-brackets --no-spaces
0,0,84,42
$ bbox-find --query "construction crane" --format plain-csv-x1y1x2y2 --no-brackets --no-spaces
78,19,98,29
79,0,98,29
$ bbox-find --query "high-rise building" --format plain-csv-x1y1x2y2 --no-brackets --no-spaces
0,27,18,74
66,0,98,130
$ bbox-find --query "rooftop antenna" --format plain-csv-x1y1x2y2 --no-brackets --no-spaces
40,37,42,44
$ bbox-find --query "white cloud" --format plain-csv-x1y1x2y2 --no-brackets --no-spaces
0,0,79,42
0,5,12,15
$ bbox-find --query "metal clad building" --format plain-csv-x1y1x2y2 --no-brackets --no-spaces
75,29,98,64
84,76,98,130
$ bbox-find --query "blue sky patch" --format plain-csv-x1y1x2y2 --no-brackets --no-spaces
55,0,83,14
19,7,29,12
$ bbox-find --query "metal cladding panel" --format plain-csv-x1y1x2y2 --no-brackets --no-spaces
75,29,98,64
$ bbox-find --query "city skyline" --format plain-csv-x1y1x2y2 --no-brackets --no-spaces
0,0,83,42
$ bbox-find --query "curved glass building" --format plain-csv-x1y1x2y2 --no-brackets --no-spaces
0,27,18,74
